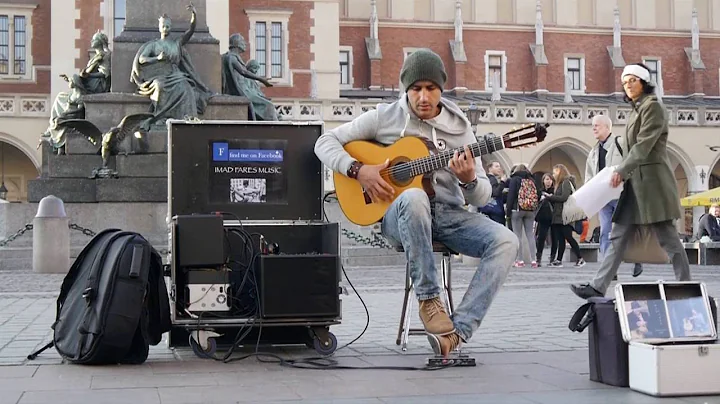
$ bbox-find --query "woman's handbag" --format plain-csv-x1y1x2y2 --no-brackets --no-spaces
562,182,587,225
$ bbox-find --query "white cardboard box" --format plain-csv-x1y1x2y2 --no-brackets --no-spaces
629,340,720,396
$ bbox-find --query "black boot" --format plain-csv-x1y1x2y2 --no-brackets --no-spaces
570,283,604,299
633,263,643,277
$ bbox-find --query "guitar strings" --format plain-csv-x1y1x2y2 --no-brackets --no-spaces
378,132,514,178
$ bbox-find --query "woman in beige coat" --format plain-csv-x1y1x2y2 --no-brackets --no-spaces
570,63,691,299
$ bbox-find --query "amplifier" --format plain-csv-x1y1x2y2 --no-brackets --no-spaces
258,254,340,318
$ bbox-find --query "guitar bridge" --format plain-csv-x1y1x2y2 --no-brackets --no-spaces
363,189,372,205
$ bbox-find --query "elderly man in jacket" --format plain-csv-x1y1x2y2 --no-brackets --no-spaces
585,114,643,278
571,63,691,299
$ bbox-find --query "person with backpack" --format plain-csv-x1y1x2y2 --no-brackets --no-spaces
506,164,540,267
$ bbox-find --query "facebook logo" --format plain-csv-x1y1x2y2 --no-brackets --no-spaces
212,142,229,161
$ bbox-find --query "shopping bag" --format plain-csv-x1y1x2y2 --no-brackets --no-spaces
623,226,670,264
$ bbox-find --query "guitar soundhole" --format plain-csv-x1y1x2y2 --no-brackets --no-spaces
389,161,413,186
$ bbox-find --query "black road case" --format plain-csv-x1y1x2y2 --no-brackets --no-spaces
166,119,342,357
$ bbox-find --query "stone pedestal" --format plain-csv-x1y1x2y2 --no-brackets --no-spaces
28,94,250,203
111,0,221,94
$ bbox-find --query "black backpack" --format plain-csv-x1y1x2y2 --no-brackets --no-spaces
29,229,171,364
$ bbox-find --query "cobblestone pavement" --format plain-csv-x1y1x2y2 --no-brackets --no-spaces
0,262,718,403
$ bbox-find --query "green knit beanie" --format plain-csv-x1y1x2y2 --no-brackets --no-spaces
400,49,447,92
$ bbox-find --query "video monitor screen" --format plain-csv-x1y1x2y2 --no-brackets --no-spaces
169,121,323,221
209,139,288,205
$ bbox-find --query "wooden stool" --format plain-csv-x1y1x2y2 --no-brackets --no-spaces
395,241,456,351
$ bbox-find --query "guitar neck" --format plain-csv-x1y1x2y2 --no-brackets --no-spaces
410,134,505,177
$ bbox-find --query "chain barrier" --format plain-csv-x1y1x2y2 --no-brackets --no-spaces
1,223,170,256
0,222,100,248
68,223,97,237
0,223,33,248
341,227,394,250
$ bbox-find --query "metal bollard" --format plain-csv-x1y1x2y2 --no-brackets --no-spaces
33,195,70,274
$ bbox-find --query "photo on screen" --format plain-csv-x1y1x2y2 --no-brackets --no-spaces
208,139,288,205
667,296,714,338
624,299,671,340
230,178,266,204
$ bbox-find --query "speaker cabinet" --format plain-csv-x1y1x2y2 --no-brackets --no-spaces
258,254,340,318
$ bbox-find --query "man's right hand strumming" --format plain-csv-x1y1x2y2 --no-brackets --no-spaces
357,159,395,203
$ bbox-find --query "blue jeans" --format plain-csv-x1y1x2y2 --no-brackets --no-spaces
380,189,518,342
598,200,617,257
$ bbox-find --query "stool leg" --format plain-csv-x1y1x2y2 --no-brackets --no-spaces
396,263,412,346
401,293,413,351
445,254,454,312
441,254,453,316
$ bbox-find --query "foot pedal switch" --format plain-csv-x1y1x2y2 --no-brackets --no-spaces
425,333,477,367
426,354,476,367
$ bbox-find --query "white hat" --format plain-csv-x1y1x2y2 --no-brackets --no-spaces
622,64,651,83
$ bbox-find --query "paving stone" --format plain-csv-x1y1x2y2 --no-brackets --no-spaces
0,262,717,402
0,391,22,404
17,388,160,404
157,385,300,403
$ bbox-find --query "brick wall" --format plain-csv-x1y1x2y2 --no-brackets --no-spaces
341,25,720,96
229,0,314,98
0,0,51,94
75,0,103,70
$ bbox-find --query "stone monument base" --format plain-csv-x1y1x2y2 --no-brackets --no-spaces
27,94,250,203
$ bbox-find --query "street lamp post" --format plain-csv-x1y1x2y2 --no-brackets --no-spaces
467,102,481,135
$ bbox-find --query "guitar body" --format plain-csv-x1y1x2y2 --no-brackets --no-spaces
334,136,434,226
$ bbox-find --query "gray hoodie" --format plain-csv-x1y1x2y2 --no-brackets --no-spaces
314,95,492,208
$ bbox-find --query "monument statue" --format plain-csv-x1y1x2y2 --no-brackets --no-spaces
39,30,111,154
49,113,154,179
130,3,213,132
221,33,278,121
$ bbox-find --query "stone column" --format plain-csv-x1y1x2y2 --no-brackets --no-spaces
449,0,467,91
111,0,221,94
366,0,382,90
607,6,625,96
684,9,705,97
529,1,547,95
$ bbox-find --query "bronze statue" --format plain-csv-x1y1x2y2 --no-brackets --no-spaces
221,33,278,121
130,3,213,133
52,113,154,179
39,31,111,154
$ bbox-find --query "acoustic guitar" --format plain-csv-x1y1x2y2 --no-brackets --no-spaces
333,123,549,226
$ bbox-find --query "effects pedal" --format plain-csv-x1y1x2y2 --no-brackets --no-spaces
426,355,477,367
425,334,477,367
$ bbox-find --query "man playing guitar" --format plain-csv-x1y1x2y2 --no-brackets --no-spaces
314,49,519,358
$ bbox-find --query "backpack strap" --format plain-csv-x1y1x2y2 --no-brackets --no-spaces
614,136,624,157
568,302,594,333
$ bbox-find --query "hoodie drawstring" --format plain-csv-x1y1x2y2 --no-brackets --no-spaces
401,112,440,151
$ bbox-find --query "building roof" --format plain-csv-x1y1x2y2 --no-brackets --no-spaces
339,89,720,108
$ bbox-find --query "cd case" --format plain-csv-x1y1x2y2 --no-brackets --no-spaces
614,281,717,344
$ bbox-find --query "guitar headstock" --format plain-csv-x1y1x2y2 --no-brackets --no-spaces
501,123,549,150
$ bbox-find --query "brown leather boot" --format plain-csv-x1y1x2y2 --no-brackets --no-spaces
418,297,455,335
427,332,462,358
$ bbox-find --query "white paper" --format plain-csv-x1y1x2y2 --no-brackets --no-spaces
571,166,624,218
